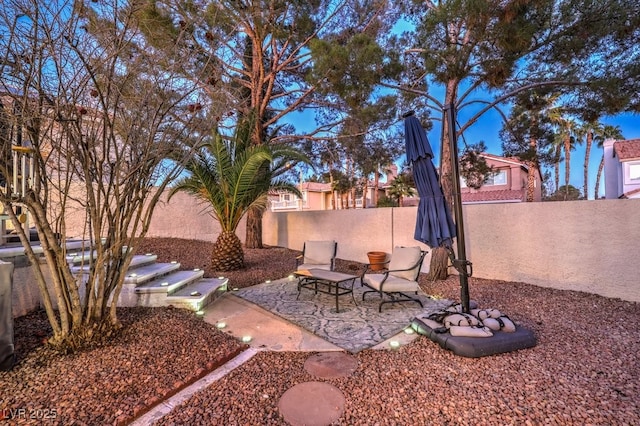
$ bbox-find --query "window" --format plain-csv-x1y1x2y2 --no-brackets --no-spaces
629,163,640,181
485,170,508,186
281,193,291,201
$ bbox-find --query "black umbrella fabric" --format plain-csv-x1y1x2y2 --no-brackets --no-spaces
404,112,456,248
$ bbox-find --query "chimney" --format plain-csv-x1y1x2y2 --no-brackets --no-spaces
386,164,398,182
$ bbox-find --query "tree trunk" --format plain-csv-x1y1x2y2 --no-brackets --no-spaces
435,80,459,280
554,144,561,194
564,134,571,199
439,79,458,211
212,230,245,271
245,207,263,249
594,156,604,199
525,135,538,201
583,130,592,199
427,246,449,280
373,167,379,207
526,161,537,202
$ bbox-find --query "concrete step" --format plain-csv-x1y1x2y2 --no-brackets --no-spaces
134,269,205,294
123,261,181,284
0,239,91,259
165,278,229,311
128,253,158,269
66,249,95,264
70,253,158,273
66,248,152,264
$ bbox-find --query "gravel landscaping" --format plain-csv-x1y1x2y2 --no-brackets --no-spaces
1,237,639,425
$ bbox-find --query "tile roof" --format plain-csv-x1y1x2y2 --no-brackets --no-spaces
620,187,640,199
461,189,524,203
613,139,640,160
480,153,527,167
301,182,332,192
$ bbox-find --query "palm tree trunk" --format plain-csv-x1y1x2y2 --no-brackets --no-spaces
245,208,263,249
329,170,336,210
594,156,604,199
564,135,571,199
212,230,245,271
583,130,592,199
373,164,379,207
554,144,561,194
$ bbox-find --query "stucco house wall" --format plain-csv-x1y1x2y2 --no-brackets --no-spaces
460,154,541,203
604,138,640,199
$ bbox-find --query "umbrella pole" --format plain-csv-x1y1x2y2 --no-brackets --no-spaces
444,104,472,313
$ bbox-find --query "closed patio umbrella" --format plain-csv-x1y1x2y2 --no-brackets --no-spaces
403,111,456,249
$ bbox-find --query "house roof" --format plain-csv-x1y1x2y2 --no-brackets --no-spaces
613,139,640,160
480,153,529,169
301,181,332,192
461,189,524,204
620,187,640,199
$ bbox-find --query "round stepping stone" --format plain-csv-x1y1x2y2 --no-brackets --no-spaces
278,381,345,426
304,352,358,378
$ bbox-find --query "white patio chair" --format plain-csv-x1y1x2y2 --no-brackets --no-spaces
296,240,337,271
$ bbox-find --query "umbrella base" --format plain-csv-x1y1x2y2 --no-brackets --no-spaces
411,318,536,358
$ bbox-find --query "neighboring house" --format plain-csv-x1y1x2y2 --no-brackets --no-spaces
269,181,384,211
460,153,542,203
603,138,640,199
270,153,541,211
380,154,539,205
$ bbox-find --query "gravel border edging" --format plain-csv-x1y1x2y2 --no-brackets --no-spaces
130,348,259,425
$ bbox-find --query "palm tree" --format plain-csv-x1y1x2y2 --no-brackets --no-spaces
575,121,603,199
550,136,563,195
168,122,304,270
593,124,624,199
387,173,415,207
548,104,578,200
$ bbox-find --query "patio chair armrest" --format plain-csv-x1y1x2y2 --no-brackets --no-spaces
295,254,303,267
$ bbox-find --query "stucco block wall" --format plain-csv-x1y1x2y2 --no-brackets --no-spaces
140,194,640,302
10,259,52,318
264,200,640,303
265,208,394,264
463,200,640,300
146,191,245,243
61,186,241,244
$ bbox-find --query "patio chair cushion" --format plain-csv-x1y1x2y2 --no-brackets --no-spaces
388,246,422,281
304,240,336,265
361,273,420,293
297,262,331,271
